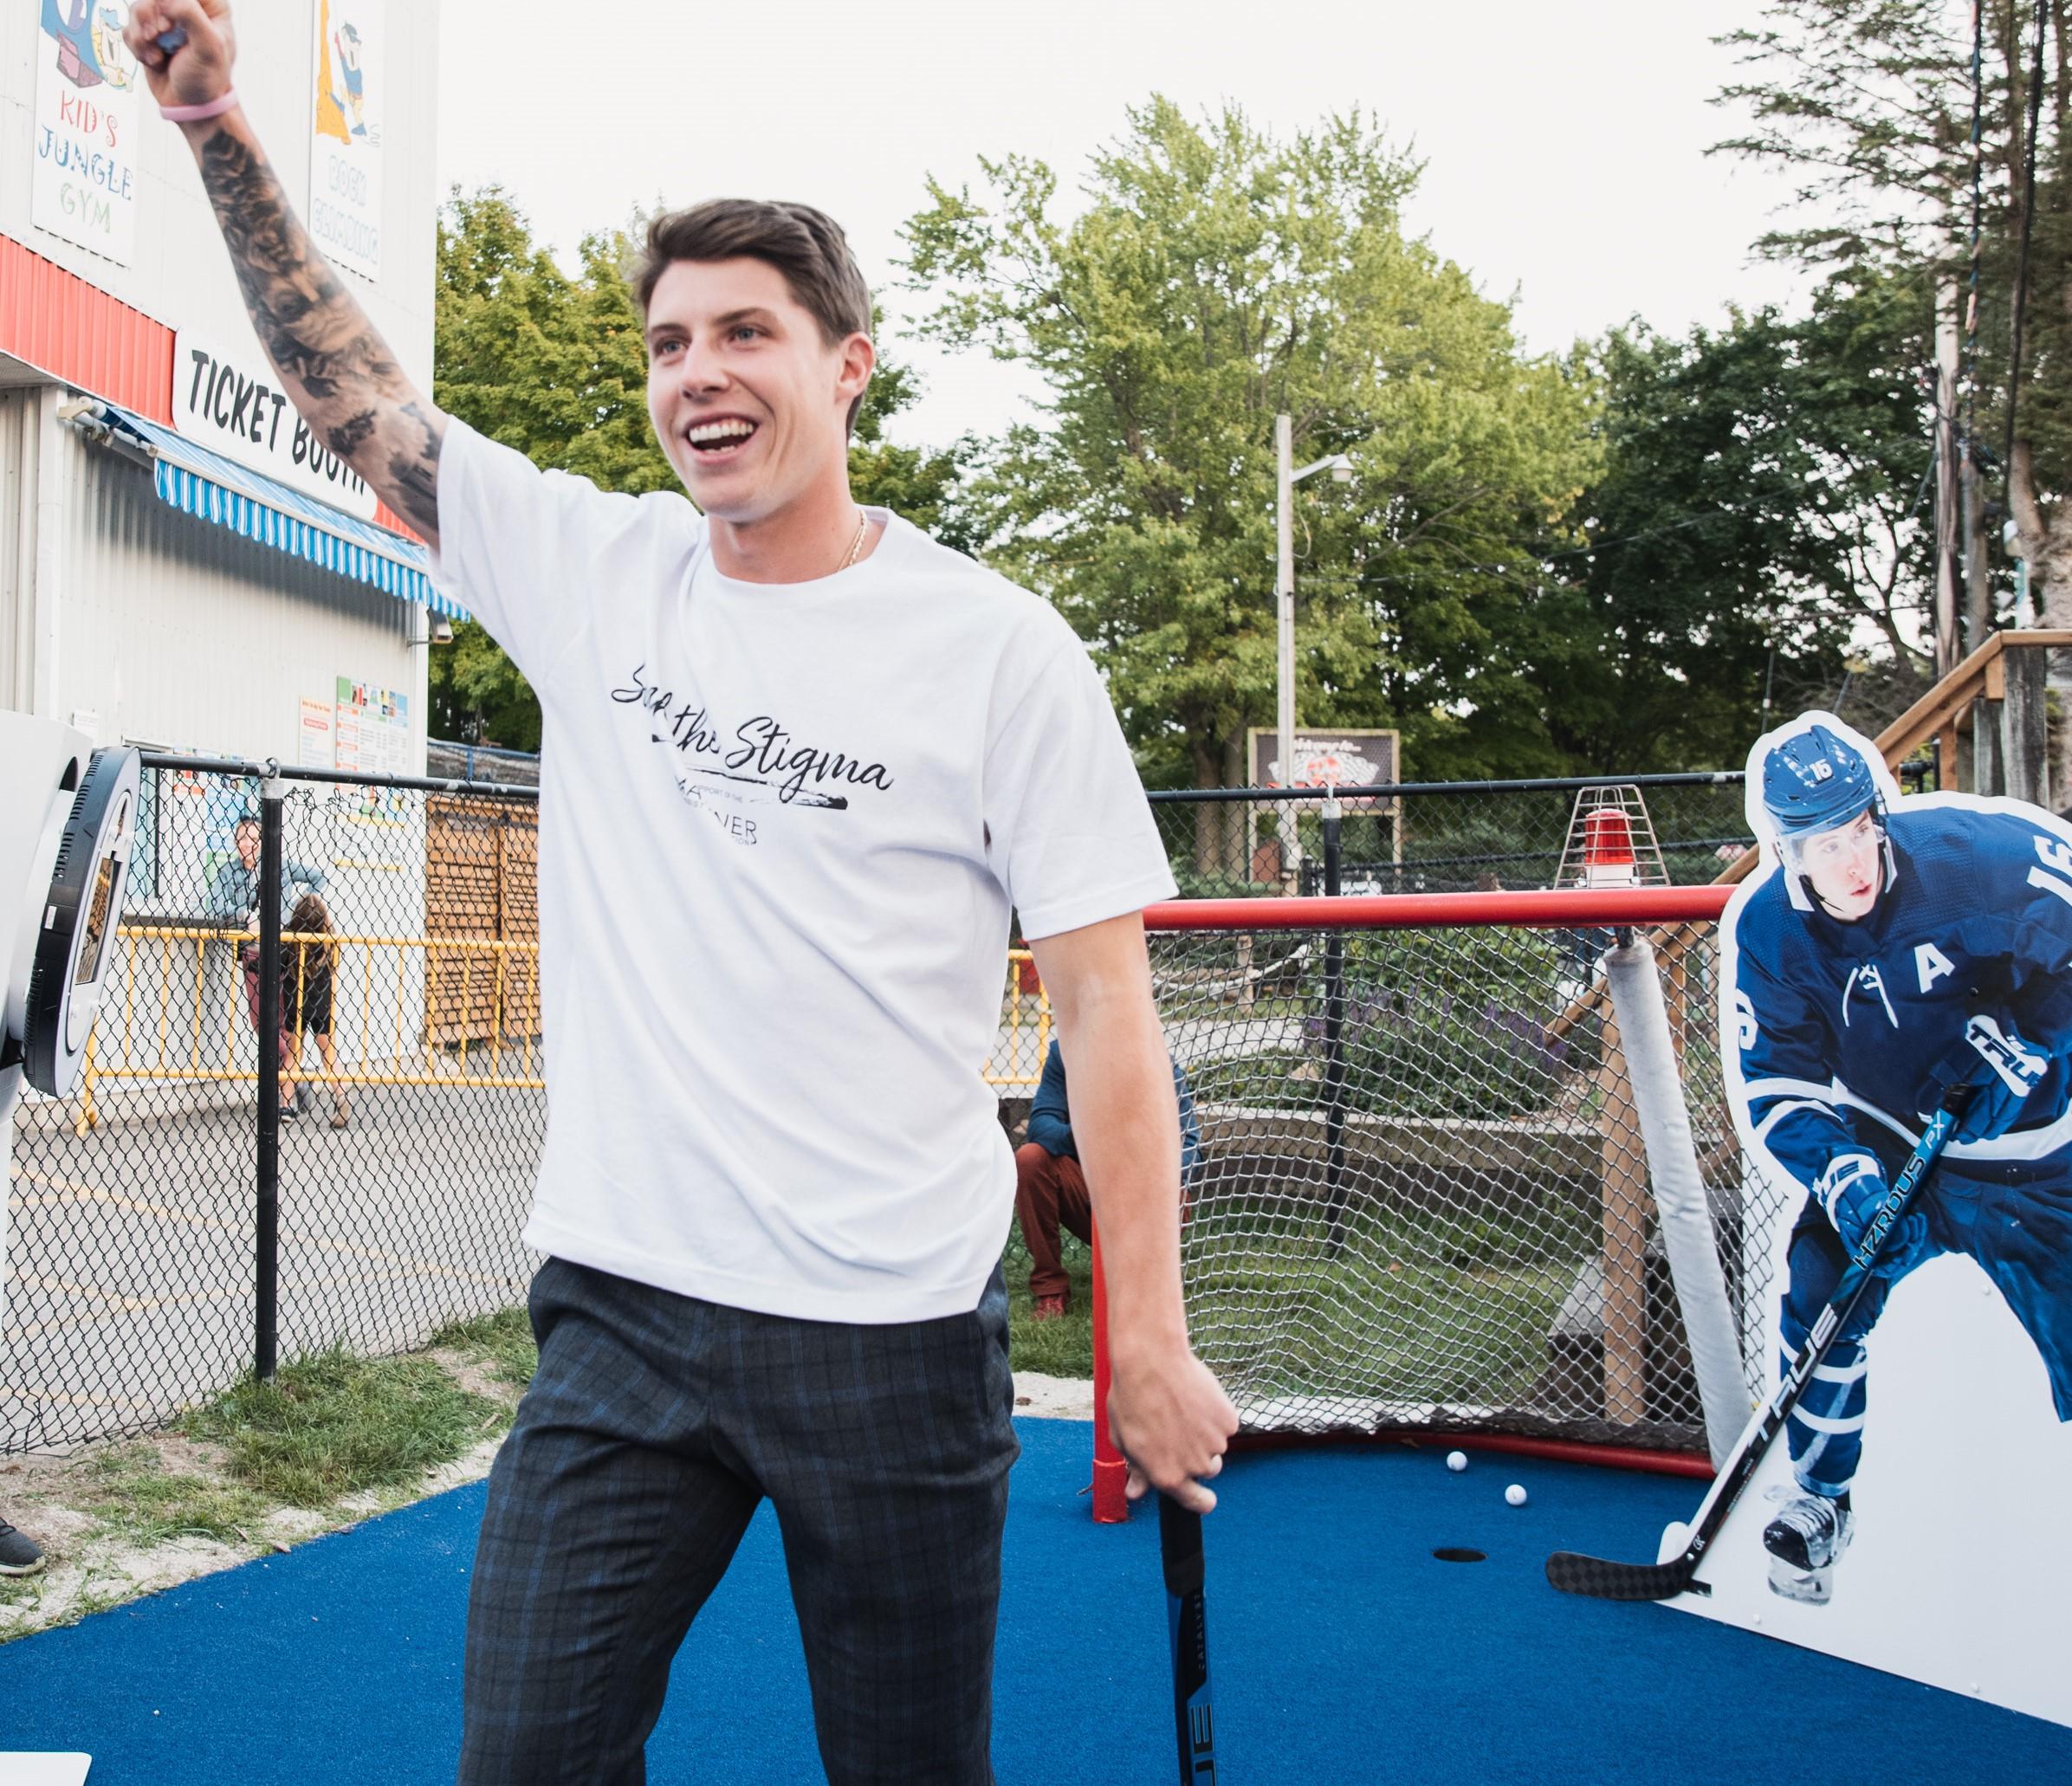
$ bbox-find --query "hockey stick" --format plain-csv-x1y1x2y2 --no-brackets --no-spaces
1546,1074,1979,1602
1159,1494,1217,1782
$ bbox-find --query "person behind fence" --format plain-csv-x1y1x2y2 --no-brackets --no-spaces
129,9,1236,1781
1016,1037,1201,1317
281,892,349,1130
205,814,328,1111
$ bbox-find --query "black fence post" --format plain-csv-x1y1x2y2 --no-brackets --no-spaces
1323,796,1348,1248
256,770,282,1384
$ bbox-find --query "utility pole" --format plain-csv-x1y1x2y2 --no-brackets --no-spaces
1269,417,1354,890
1962,3,1991,654
1934,283,1962,678
1275,413,1298,889
1963,446,1991,649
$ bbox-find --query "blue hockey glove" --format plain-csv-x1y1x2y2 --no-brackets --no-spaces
1815,1151,1931,1279
1929,1014,2050,1143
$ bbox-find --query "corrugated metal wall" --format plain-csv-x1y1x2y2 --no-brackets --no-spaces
0,236,177,423
53,418,426,767
0,386,34,709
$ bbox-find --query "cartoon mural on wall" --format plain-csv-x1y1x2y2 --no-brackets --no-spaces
310,0,384,280
33,0,141,262
44,1,132,90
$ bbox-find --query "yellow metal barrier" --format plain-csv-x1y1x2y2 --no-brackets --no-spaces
77,927,1052,1129
990,948,1052,1089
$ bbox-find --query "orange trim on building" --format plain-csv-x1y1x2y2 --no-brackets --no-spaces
373,499,423,542
0,233,175,424
0,231,425,547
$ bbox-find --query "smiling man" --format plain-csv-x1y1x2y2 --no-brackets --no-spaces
130,3,1235,1780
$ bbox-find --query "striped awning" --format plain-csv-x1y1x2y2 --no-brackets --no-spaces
84,401,465,618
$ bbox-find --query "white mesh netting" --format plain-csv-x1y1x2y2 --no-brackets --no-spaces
1147,909,1784,1456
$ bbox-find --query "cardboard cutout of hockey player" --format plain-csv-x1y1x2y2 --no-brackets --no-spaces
1697,709,2072,1724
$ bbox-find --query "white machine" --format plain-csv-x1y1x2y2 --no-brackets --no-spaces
1,713,142,1335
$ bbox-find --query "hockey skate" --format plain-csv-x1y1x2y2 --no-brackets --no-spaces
1762,1487,1854,1605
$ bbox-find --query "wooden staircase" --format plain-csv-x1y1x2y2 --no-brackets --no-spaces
1719,630,2072,888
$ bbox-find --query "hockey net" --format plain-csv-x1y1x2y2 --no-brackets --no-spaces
1094,887,1774,1507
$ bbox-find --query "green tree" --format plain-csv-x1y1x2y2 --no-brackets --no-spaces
435,188,674,496
428,188,973,747
899,97,1598,872
1715,1,2071,618
429,187,663,747
1549,273,1934,767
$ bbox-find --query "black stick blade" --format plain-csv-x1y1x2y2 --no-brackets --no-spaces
1545,1548,1706,1602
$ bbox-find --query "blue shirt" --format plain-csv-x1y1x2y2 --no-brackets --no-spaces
204,854,328,928
1027,1037,1202,1186
1731,798,2072,1194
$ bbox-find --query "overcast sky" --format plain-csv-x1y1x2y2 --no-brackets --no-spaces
435,0,1807,450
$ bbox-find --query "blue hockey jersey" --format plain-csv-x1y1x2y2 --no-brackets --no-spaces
1727,796,2072,1199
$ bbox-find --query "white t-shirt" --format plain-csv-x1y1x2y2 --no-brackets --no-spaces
430,421,1176,1321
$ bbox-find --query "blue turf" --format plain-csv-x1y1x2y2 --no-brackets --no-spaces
2,1417,2065,1783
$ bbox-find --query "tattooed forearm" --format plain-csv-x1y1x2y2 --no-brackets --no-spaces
192,125,444,542
327,410,377,458
387,402,442,529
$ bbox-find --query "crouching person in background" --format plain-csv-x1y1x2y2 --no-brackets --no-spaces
1014,1037,1201,1317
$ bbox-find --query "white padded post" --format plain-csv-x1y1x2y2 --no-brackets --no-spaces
1605,937,1748,1470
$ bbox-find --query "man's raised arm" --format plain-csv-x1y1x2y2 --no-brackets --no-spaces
125,1,444,550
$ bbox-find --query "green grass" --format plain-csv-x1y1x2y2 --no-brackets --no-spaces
1183,1197,1579,1408
71,1443,272,1547
180,1346,507,1507
0,1573,52,1614
149,1185,1570,1524
0,1576,125,1635
432,1305,539,1389
417,1241,1098,1398
1000,1228,1095,1378
394,1201,1568,1410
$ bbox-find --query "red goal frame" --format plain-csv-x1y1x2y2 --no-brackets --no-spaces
1090,884,1736,1522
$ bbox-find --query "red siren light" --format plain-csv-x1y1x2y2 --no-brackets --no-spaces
1581,806,1639,887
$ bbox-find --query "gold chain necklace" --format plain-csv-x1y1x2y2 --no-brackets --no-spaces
839,508,868,572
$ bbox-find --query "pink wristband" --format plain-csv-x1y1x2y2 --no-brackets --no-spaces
160,90,239,123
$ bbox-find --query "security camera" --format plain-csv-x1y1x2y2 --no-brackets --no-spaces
3,715,142,1116
430,616,455,645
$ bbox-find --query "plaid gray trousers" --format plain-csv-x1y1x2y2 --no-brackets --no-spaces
456,1256,1020,1785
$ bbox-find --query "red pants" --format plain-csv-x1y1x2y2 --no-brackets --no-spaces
1013,1142,1091,1304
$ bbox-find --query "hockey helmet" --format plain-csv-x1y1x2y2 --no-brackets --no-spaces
1760,724,1881,836
1759,723,1891,914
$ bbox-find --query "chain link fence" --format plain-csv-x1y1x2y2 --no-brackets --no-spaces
1153,773,1756,897
5,756,1779,1461
1149,902,1779,1455
3,759,548,1454
424,739,542,789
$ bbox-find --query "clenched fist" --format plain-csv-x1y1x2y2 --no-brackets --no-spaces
124,1,236,112
1110,1337,1239,1514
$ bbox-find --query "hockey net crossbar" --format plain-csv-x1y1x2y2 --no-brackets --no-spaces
1143,887,1731,932
1093,886,1762,1518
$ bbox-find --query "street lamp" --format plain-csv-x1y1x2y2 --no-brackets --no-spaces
1273,412,1354,884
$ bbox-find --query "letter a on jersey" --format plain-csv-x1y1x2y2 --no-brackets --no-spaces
1915,942,1956,993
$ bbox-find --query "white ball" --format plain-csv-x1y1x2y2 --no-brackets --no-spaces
1505,1484,1528,1507
1445,1451,1468,1473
